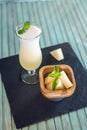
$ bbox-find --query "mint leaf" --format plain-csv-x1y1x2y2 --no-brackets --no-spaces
49,73,55,77
52,77,58,90
49,66,61,78
18,21,31,34
49,66,61,90
18,29,25,34
23,21,30,31
54,66,58,73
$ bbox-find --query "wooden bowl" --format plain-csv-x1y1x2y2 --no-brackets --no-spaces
39,64,76,101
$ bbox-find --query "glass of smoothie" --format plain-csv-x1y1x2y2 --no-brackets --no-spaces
16,21,42,84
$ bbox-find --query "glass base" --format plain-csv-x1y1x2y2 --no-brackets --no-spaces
21,70,39,84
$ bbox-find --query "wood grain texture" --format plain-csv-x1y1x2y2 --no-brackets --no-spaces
0,0,87,130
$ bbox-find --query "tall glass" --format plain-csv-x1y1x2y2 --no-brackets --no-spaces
16,24,42,84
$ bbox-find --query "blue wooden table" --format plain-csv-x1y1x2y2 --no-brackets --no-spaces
0,0,87,130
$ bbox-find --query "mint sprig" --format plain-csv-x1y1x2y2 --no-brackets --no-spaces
23,21,30,30
18,21,30,34
18,29,25,34
49,66,61,90
52,77,58,90
49,66,61,78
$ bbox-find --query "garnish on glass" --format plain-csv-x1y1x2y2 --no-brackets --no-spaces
18,21,31,34
49,66,61,90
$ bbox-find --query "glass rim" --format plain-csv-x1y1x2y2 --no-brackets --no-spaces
16,23,42,40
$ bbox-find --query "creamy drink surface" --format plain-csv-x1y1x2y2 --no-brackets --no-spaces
19,25,42,71
18,25,41,39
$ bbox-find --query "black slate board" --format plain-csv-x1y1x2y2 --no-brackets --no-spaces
0,42,87,129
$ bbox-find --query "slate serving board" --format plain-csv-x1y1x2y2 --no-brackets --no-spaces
0,42,87,129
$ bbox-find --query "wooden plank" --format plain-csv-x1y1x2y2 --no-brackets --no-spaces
15,2,24,54
0,4,3,130
29,124,37,130
0,0,52,3
30,1,47,48
81,0,87,20
69,111,81,130
29,1,50,47
73,0,87,43
0,4,2,58
46,119,56,130
46,2,59,45
7,2,16,56
2,3,9,58
60,0,87,71
22,126,28,130
71,0,87,66
67,0,87,68
12,3,20,54
60,0,82,58
54,0,68,42
61,114,72,130
0,14,2,126
47,1,64,44
62,0,87,69
54,116,63,130
21,2,29,21
0,4,4,130
11,117,22,130
0,75,2,130
41,2,58,46
84,107,87,118
84,107,87,126
37,121,46,130
1,3,12,130
16,2,24,24
56,0,87,70
77,109,87,130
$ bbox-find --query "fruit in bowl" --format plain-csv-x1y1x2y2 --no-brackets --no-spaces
39,64,76,101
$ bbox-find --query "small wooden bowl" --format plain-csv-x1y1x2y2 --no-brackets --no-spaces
39,64,76,101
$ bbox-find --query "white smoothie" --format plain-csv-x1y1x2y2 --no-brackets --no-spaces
18,25,42,71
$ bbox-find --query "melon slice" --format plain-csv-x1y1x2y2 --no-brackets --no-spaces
50,48,64,61
59,71,73,89
46,79,64,90
45,76,55,85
